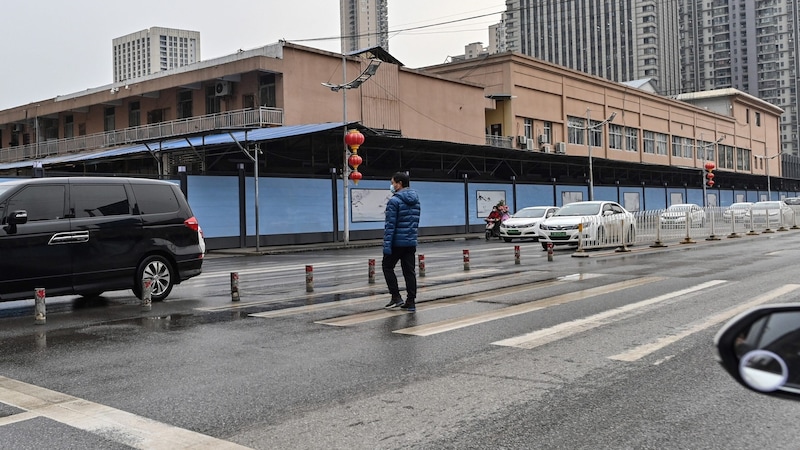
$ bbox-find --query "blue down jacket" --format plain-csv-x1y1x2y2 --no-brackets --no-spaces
383,188,421,254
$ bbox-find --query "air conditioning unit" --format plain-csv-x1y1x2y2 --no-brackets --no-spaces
215,81,232,96
538,134,550,144
555,142,567,154
540,144,552,153
12,124,23,132
517,135,527,146
526,139,535,150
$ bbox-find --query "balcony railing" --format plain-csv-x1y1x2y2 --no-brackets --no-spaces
0,107,283,163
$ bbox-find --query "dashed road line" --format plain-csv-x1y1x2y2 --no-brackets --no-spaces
493,280,726,350
394,277,662,337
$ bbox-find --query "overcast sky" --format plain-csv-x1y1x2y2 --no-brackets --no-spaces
0,0,505,110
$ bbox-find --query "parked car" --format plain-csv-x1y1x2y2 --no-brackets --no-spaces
538,201,636,250
499,206,558,242
743,200,794,226
722,202,753,223
715,304,800,401
659,203,705,227
0,177,205,302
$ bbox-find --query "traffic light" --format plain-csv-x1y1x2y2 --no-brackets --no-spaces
704,161,716,187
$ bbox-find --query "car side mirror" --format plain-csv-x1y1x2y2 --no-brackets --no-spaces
7,210,27,226
715,304,800,401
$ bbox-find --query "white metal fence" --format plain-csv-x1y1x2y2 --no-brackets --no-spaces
574,205,800,251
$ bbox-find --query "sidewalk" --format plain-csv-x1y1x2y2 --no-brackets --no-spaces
207,233,484,256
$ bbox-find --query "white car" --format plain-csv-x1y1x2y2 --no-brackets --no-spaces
538,201,636,249
499,206,558,242
722,202,753,223
660,203,705,227
744,201,794,227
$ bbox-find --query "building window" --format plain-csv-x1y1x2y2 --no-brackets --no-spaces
104,107,115,132
625,127,638,152
755,112,761,126
588,120,603,147
523,118,533,139
643,131,655,154
64,115,74,139
671,135,682,157
568,116,585,145
609,124,623,150
177,90,193,119
129,102,141,127
683,138,694,158
205,85,221,115
259,74,277,107
542,121,552,144
656,133,668,155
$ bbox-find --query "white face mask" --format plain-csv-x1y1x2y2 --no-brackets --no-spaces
389,183,396,194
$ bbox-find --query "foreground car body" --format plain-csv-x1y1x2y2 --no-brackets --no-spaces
715,304,800,401
659,203,705,227
0,177,205,302
499,206,558,242
538,201,636,249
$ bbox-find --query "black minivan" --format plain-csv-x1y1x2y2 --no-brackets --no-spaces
0,177,205,302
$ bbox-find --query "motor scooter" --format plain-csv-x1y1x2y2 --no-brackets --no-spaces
484,218,501,240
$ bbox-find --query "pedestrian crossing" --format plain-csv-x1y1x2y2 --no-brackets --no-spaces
247,271,800,362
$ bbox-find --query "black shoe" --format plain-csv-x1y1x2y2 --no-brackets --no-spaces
400,302,416,312
385,298,403,309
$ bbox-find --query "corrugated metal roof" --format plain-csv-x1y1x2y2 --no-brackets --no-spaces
0,122,350,170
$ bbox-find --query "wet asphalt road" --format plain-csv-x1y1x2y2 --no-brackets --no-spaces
2,235,800,449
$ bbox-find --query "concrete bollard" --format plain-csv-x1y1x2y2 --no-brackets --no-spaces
230,272,240,301
141,280,153,311
305,265,314,292
514,245,521,264
368,259,376,284
418,254,426,277
34,288,46,325
547,243,554,262
463,249,470,271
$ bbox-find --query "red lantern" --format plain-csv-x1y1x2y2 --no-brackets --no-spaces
348,170,363,184
348,154,362,170
704,161,716,171
344,129,365,153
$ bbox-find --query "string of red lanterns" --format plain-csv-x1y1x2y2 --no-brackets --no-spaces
345,129,365,184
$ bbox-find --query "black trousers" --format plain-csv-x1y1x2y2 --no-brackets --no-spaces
382,246,417,303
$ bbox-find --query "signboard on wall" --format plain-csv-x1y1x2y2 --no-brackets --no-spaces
477,190,506,217
351,188,393,222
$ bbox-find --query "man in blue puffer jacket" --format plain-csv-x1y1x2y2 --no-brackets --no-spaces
382,171,421,312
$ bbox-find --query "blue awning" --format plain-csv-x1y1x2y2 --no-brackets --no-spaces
0,122,351,170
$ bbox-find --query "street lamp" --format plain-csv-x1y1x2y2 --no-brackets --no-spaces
585,109,616,201
698,134,725,207
322,58,382,245
754,152,782,200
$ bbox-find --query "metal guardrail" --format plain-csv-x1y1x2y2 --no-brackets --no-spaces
571,205,800,252
0,107,284,164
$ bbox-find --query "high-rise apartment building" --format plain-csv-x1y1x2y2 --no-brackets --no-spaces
680,1,800,155
340,0,389,53
504,0,682,96
113,27,200,83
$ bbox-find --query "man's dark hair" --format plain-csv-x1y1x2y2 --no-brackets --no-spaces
392,171,410,188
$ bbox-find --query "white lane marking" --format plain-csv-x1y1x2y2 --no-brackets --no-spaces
394,277,662,337
0,376,250,449
493,280,726,349
609,283,800,362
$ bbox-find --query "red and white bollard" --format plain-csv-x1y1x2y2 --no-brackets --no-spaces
230,272,240,301
547,243,554,262
305,265,314,292
141,280,153,311
418,254,426,277
34,288,46,325
463,249,470,271
514,245,521,265
368,259,376,284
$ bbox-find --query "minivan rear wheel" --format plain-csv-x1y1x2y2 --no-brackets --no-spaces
133,255,174,302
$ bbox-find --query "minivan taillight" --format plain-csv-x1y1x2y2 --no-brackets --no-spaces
184,216,200,232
